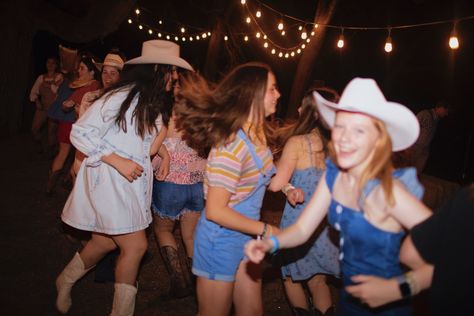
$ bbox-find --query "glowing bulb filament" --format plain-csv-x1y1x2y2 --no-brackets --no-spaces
449,36,459,49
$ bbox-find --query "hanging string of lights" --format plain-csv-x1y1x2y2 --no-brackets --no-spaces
127,1,474,60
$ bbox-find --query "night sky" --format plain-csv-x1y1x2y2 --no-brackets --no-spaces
32,0,474,183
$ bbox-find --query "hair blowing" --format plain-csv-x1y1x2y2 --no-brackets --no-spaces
173,62,272,157
104,64,173,138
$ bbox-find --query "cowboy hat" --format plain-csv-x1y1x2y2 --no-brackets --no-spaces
126,40,193,71
97,53,125,71
312,78,419,151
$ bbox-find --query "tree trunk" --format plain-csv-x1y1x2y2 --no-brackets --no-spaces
287,0,337,118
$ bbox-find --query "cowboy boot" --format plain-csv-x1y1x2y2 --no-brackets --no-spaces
56,252,94,314
110,283,137,316
160,246,193,299
46,169,62,195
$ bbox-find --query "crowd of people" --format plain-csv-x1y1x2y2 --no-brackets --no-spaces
28,39,471,315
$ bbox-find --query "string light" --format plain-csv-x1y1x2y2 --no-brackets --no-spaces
298,25,303,31
127,19,132,24
135,9,140,15
278,21,284,30
148,29,153,34
256,32,261,38
449,24,459,49
264,42,269,48
139,24,143,30
166,35,170,40
240,0,246,4
224,35,229,41
246,17,251,24
158,33,162,38
256,10,261,18
244,35,249,41
384,29,393,53
337,29,345,48
301,31,307,40
181,27,186,33
159,20,163,25
271,49,276,54
281,30,286,36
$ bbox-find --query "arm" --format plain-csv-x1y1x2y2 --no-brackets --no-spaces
346,235,433,308
155,144,170,181
245,175,331,262
29,75,43,102
386,181,432,229
149,126,168,156
268,137,304,205
206,186,271,236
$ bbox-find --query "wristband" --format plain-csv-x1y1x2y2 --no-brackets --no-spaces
268,236,280,254
395,274,411,298
282,183,296,196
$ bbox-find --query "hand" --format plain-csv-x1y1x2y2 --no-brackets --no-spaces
244,239,272,264
345,275,401,308
114,156,144,182
155,156,170,180
287,188,305,206
63,100,75,108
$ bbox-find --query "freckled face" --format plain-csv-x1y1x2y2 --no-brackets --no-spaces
263,72,280,117
331,111,380,172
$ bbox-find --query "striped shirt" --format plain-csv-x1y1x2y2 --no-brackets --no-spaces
204,133,274,207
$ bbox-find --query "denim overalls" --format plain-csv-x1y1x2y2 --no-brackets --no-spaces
192,129,275,281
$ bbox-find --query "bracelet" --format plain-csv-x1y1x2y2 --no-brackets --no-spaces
281,183,296,196
268,236,280,254
405,271,419,295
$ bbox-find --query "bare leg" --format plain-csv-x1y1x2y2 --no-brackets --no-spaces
153,215,176,248
307,274,332,313
233,259,263,316
179,211,200,257
283,278,309,310
79,233,118,269
31,109,47,142
112,230,148,285
196,277,234,316
51,142,72,172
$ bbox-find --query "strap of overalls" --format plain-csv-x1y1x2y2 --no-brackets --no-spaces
237,129,265,173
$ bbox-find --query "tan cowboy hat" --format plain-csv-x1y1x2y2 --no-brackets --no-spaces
101,53,125,70
126,40,193,71
312,78,419,151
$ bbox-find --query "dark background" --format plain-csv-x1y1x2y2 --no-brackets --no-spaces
29,0,474,183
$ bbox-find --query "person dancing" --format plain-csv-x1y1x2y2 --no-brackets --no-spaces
245,78,432,315
55,40,192,315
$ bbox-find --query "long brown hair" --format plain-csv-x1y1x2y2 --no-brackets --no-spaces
329,116,395,206
272,87,337,160
174,62,272,156
104,63,174,138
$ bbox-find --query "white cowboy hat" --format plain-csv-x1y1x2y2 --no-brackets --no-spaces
126,40,193,71
312,77,419,151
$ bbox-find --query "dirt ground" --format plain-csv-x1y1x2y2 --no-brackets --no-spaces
2,133,444,315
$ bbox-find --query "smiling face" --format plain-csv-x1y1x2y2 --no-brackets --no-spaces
331,111,380,174
101,65,120,89
263,72,280,117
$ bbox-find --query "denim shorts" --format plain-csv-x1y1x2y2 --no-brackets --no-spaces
151,181,204,219
192,214,252,282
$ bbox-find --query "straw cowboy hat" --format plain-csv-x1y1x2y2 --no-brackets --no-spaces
312,77,419,151
126,40,193,71
100,53,125,70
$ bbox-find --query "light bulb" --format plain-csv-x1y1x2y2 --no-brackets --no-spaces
281,30,286,36
241,0,246,5
148,29,152,34
174,36,179,41
256,32,261,38
306,38,310,43
158,33,162,37
301,32,307,40
263,35,267,39
189,37,193,41
127,19,132,24
135,9,140,15
290,52,295,57
159,20,163,25
449,35,459,49
224,35,228,41
181,27,185,33
166,35,170,40
246,17,251,24
284,53,289,58
297,49,301,54
196,35,200,40
256,10,261,18
278,22,284,30
337,34,344,48
271,49,276,54
202,33,207,38
298,25,303,31
384,36,393,53
138,25,143,30
208,32,211,36
182,37,186,41
263,42,268,48
244,35,249,41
